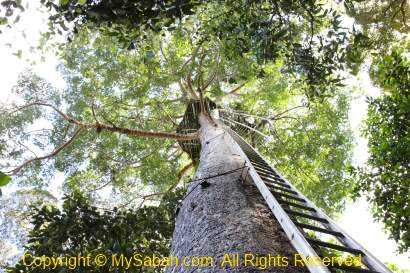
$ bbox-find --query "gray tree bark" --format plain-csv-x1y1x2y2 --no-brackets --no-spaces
166,113,307,273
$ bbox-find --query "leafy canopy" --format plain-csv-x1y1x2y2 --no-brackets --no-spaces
0,0,371,261
356,48,410,253
2,0,369,99
7,189,184,273
0,24,354,216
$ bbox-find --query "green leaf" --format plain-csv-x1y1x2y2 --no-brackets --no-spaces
0,17,8,25
0,171,11,187
13,49,22,59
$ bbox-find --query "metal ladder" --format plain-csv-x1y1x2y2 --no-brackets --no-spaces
222,125,392,273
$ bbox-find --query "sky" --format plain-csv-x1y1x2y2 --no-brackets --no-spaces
0,2,409,270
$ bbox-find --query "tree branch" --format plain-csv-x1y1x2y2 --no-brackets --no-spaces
156,103,179,126
8,127,83,175
271,105,307,119
89,179,113,193
178,79,189,97
214,83,246,102
98,122,200,140
11,102,85,127
201,55,220,92
15,140,38,158
183,44,204,100
186,74,199,100
202,70,217,92
120,178,183,209
10,102,200,141
177,162,193,181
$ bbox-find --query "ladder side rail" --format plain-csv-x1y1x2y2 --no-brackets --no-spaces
222,125,331,273
275,170,392,273
226,128,392,273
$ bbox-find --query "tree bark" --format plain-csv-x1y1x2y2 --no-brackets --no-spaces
166,113,307,273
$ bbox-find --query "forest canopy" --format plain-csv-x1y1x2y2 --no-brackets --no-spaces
0,0,409,271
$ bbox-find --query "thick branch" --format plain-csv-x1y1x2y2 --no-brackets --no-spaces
186,74,199,100
178,80,189,97
11,102,200,141
97,123,199,140
183,44,204,100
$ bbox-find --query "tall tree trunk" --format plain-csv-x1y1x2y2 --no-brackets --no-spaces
167,113,307,273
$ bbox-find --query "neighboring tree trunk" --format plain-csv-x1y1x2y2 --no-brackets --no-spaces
167,113,307,273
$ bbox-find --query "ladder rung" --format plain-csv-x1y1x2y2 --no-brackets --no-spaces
256,169,278,177
330,265,380,273
246,155,261,159
306,238,363,255
227,128,389,273
253,165,275,173
278,200,316,212
259,173,281,180
295,222,344,237
251,163,272,171
264,180,295,188
253,165,274,173
246,153,262,159
247,156,266,162
270,186,298,196
263,178,291,188
257,171,276,177
247,154,262,158
250,160,271,168
284,209,328,223
267,184,298,195
274,192,306,203
256,167,278,174
259,173,284,182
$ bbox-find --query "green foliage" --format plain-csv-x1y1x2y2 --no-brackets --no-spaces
194,1,352,99
269,94,354,215
0,171,11,186
7,189,184,272
0,0,407,266
342,0,410,74
41,0,198,47
0,32,187,194
229,84,354,215
386,263,410,273
345,0,410,53
357,48,410,253
0,189,57,247
0,27,355,215
0,171,11,196
0,0,24,32
34,0,361,99
0,27,260,194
